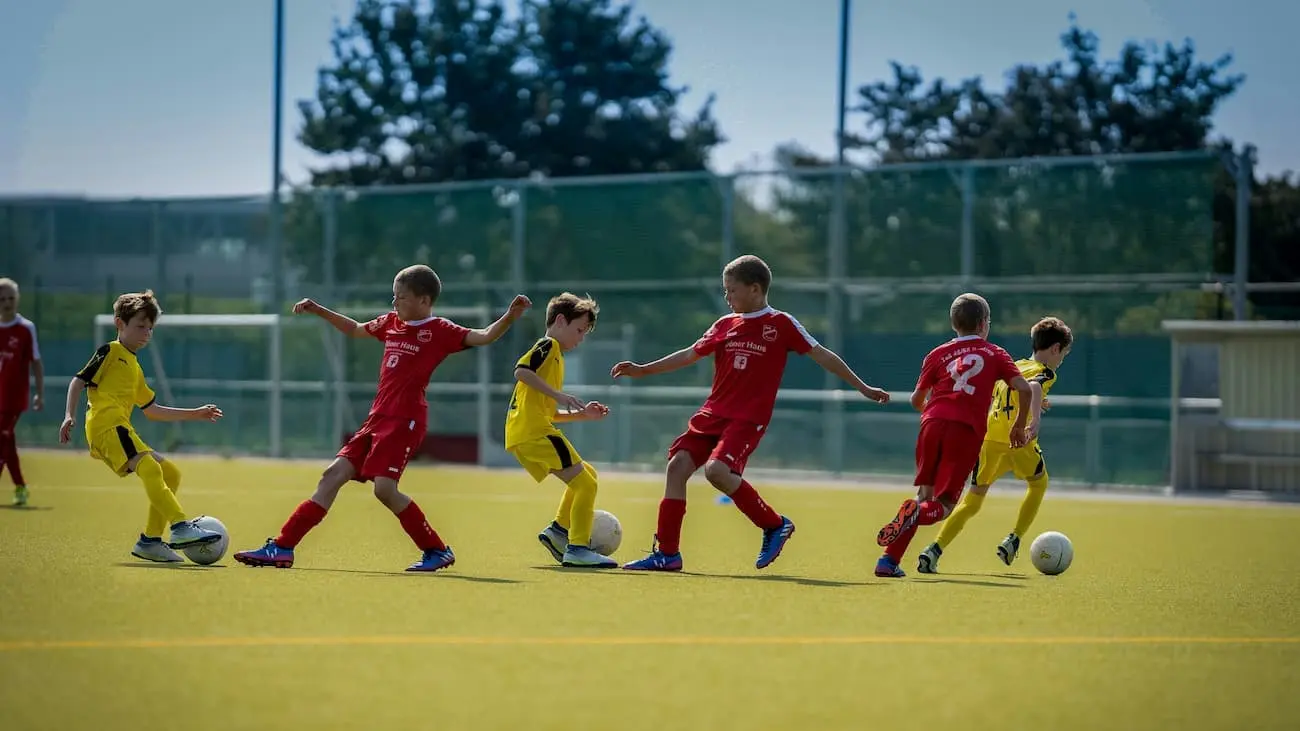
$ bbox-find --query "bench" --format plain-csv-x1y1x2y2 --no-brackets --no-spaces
1191,418,1300,492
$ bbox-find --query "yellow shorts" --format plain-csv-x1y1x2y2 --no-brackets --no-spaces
509,432,582,483
88,424,153,477
973,440,1047,487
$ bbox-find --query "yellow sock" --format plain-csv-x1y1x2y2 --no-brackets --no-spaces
1013,478,1048,538
136,456,185,534
564,465,598,546
935,491,985,549
554,464,598,532
145,459,184,537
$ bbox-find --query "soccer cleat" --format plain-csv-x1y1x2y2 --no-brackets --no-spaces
997,533,1021,566
917,542,943,574
131,535,183,563
12,485,28,507
233,538,295,568
622,537,683,572
877,498,920,546
538,522,568,564
755,516,796,569
875,555,906,578
166,519,223,549
561,544,618,568
407,546,456,573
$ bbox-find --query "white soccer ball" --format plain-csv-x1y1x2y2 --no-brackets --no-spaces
182,515,230,566
589,510,623,556
1029,531,1073,575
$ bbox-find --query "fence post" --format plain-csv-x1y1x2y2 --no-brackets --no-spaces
322,190,347,449
825,167,848,474
152,202,166,298
1085,395,1102,487
960,164,975,281
1232,149,1253,320
720,175,735,268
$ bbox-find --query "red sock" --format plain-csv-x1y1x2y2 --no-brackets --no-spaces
656,498,687,555
885,523,919,564
730,481,783,530
0,432,22,485
276,499,328,549
398,501,447,551
918,499,947,526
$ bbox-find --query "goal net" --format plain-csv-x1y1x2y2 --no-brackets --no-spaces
92,306,494,460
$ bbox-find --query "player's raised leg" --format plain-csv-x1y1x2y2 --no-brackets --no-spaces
623,451,694,571
123,451,218,549
369,478,454,573
920,482,991,573
553,461,616,568
702,459,793,569
133,455,186,562
234,457,354,568
1000,472,1048,565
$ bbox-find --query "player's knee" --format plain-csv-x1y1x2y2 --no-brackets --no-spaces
582,462,598,482
371,478,404,508
702,459,733,487
160,459,182,490
1027,475,1048,492
666,451,696,481
970,482,991,497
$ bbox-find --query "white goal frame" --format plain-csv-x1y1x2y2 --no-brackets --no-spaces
93,306,494,460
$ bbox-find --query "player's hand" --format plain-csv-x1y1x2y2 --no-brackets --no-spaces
1008,425,1028,449
581,401,610,420
610,361,645,379
292,298,319,315
861,386,890,404
556,392,586,412
1041,397,1051,412
1025,422,1040,443
194,404,224,422
31,394,43,412
59,416,74,444
506,295,532,319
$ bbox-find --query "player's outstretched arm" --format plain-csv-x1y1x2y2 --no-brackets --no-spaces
554,402,609,423
58,378,86,443
1006,375,1034,447
806,346,889,404
464,295,531,347
514,367,585,412
293,298,368,338
142,403,224,423
610,347,701,380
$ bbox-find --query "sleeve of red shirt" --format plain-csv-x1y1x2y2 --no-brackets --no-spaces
782,313,818,355
438,317,472,353
915,352,937,391
996,346,1022,382
362,312,392,340
692,318,726,356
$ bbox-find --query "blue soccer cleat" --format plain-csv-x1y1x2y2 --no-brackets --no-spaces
877,498,919,547
233,538,295,568
131,535,183,563
538,522,568,564
166,519,223,549
875,555,906,578
756,516,796,569
407,546,456,573
622,537,683,572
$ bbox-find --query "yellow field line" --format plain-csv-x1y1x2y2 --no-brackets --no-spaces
1,635,1297,652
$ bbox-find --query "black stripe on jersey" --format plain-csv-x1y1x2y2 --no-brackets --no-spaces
75,344,112,386
1030,366,1056,384
521,338,553,371
546,435,574,469
140,397,157,410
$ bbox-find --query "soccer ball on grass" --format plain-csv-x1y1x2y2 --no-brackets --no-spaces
1029,531,1073,575
182,515,230,566
589,510,623,556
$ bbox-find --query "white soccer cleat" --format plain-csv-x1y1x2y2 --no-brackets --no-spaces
131,536,184,563
917,542,943,574
561,545,617,568
997,533,1021,566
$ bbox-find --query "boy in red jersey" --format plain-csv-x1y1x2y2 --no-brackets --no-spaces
0,278,43,507
614,255,890,572
872,292,1032,578
234,265,530,572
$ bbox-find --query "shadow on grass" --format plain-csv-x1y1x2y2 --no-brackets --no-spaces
911,576,1025,589
0,505,54,511
113,562,224,571
291,566,523,584
530,565,874,588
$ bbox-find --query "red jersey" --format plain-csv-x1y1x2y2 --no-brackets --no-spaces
0,316,41,413
362,312,470,423
915,334,1021,437
692,306,819,424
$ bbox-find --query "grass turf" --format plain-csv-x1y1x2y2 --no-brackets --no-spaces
2,451,1298,731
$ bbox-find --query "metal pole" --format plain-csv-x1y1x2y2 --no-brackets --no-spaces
268,0,285,457
836,0,851,165
1232,149,1252,321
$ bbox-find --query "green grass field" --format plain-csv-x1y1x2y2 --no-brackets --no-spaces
2,450,1298,731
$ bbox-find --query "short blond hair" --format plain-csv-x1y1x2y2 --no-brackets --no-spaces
949,293,990,335
0,277,18,294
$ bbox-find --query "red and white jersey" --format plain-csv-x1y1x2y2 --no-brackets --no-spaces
362,311,471,423
692,306,819,425
0,315,40,413
915,335,1021,437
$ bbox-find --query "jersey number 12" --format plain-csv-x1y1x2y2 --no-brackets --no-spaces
946,354,985,395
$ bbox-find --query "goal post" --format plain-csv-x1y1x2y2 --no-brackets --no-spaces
92,306,495,461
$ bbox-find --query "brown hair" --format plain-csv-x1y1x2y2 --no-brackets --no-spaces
546,292,599,329
395,265,442,303
949,293,990,335
723,254,773,294
1031,316,1073,352
114,290,162,324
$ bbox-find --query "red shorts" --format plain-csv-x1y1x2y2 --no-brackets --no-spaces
914,418,981,500
668,410,766,475
0,411,20,437
337,413,424,482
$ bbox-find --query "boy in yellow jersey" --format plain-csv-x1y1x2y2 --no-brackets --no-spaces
58,290,226,562
917,316,1073,573
507,293,616,568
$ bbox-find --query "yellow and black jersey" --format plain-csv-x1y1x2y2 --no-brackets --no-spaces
504,336,565,449
985,358,1057,447
75,341,155,437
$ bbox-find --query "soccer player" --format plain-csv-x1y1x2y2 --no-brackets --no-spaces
234,265,530,572
58,290,226,561
613,255,890,572
0,278,43,507
510,293,618,568
918,317,1073,573
873,293,1033,578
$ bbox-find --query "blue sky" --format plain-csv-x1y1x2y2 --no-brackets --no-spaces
1,0,1295,198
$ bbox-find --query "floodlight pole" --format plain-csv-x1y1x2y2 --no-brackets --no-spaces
836,0,851,165
269,0,286,457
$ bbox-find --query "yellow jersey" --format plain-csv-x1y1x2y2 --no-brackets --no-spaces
985,358,1057,446
74,341,156,437
505,336,565,449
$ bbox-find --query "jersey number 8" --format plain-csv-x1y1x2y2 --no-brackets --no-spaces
386,353,400,368
946,353,985,395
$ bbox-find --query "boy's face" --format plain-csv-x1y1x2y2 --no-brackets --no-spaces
723,276,765,313
392,282,432,322
0,287,16,319
116,311,155,350
1042,343,1072,369
550,313,593,351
